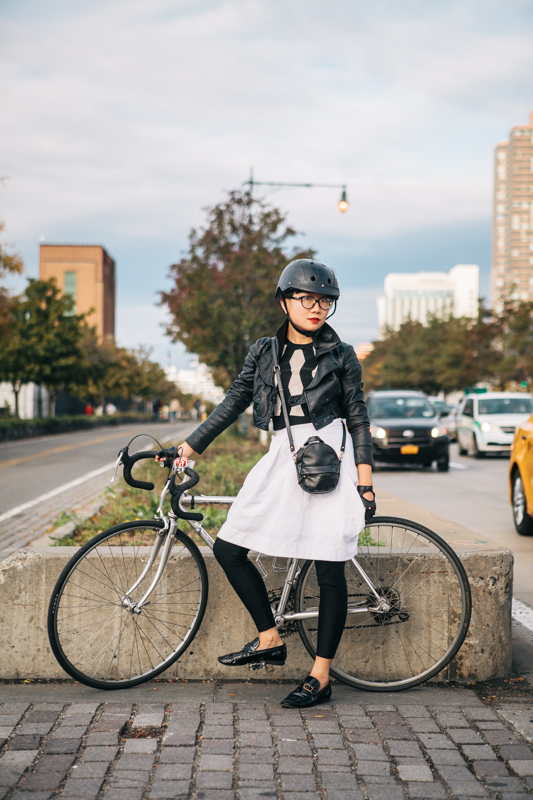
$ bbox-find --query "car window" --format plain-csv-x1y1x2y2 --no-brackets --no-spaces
477,397,533,415
463,399,474,417
368,397,435,419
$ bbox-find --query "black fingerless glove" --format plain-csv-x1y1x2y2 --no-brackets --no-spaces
357,485,376,521
156,447,178,467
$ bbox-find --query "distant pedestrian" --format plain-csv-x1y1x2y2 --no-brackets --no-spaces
105,402,117,416
152,398,162,422
169,398,181,423
84,403,93,416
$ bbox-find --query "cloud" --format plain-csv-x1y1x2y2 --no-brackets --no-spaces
116,301,191,368
0,0,531,361
333,287,381,347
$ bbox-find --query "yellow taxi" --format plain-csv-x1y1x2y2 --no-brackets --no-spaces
510,414,533,535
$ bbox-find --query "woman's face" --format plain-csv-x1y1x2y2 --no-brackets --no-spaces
283,291,332,334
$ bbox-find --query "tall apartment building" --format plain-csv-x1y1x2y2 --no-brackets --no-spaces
491,112,533,313
39,244,115,339
377,264,479,334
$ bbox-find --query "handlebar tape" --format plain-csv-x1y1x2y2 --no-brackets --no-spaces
168,467,204,521
121,449,158,490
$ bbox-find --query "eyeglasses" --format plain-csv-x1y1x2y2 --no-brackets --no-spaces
290,295,334,311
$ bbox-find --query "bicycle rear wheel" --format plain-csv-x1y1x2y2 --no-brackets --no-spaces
295,516,471,691
48,520,208,689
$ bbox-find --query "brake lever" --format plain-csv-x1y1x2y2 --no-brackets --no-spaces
110,451,124,484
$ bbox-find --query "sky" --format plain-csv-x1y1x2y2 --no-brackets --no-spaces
1,0,532,368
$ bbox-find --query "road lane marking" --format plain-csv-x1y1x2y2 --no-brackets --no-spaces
512,599,533,634
449,462,468,470
0,462,116,523
0,430,131,470
0,425,187,470
0,429,186,523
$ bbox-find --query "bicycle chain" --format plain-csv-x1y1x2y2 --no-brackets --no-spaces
298,593,409,633
269,589,409,639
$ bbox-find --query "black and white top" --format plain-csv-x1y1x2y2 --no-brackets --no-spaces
272,340,317,431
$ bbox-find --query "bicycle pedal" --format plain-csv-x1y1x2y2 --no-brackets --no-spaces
249,661,267,671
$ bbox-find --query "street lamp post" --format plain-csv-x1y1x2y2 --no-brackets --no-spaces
244,168,349,213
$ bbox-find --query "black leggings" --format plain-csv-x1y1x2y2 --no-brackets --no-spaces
213,537,348,659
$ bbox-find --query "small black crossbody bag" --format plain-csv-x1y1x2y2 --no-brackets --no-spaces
271,339,346,494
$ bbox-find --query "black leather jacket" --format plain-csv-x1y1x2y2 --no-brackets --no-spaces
186,320,373,465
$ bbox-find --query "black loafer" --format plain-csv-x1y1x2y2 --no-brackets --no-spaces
218,637,287,667
280,676,332,708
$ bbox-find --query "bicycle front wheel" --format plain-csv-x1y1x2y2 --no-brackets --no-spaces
48,520,208,689
295,516,471,691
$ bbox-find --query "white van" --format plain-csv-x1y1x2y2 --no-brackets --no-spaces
456,392,533,457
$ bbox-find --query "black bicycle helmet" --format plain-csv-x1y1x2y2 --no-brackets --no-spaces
275,259,340,300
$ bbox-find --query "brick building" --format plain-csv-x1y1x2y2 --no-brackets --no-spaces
39,244,115,339
491,112,533,313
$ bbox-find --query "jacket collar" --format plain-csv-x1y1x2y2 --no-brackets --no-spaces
275,319,341,356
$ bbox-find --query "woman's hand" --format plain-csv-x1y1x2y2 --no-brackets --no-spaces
155,442,196,465
356,462,376,520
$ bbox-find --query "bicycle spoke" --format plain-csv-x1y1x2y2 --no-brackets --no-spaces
51,523,208,687
296,517,470,690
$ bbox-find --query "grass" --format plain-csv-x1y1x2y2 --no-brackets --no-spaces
53,429,269,546
52,427,381,549
359,527,385,547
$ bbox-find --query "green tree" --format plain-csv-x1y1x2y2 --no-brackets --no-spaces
492,300,533,390
0,220,24,361
0,221,24,278
161,190,314,389
0,279,86,417
363,304,499,395
74,332,182,410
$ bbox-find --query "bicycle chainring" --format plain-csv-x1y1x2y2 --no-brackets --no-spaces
267,589,299,639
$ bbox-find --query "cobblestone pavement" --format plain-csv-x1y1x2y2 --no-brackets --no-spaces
2,689,533,800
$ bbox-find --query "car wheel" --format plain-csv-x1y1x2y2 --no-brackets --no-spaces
437,455,449,472
457,432,468,456
472,435,485,459
512,471,533,536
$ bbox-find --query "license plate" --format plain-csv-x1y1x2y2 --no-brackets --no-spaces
401,445,419,454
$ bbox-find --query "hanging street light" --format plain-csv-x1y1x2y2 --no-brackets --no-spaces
245,169,349,214
338,186,349,213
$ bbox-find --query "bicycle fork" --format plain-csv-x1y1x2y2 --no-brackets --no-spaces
121,516,178,614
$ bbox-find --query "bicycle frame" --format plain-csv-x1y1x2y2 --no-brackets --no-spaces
121,462,390,622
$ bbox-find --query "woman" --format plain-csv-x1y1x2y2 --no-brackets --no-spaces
158,259,375,708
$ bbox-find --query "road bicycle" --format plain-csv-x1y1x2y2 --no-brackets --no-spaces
47,442,472,692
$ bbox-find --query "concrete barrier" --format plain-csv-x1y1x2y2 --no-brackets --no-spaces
0,489,512,682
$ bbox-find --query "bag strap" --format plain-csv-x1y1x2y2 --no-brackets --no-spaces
271,338,297,460
340,421,347,460
271,338,348,462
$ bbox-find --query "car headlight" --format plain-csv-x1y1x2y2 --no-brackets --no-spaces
371,426,387,439
431,426,447,438
480,422,499,433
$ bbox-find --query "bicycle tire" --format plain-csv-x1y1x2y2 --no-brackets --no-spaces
294,516,471,691
48,520,208,689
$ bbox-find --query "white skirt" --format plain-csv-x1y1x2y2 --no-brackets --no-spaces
217,419,366,561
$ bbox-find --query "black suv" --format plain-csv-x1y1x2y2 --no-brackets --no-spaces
367,389,450,471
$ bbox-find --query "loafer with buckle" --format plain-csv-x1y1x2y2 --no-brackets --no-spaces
280,675,332,708
218,637,287,668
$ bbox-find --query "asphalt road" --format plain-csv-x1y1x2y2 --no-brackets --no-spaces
373,442,533,608
0,420,195,515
